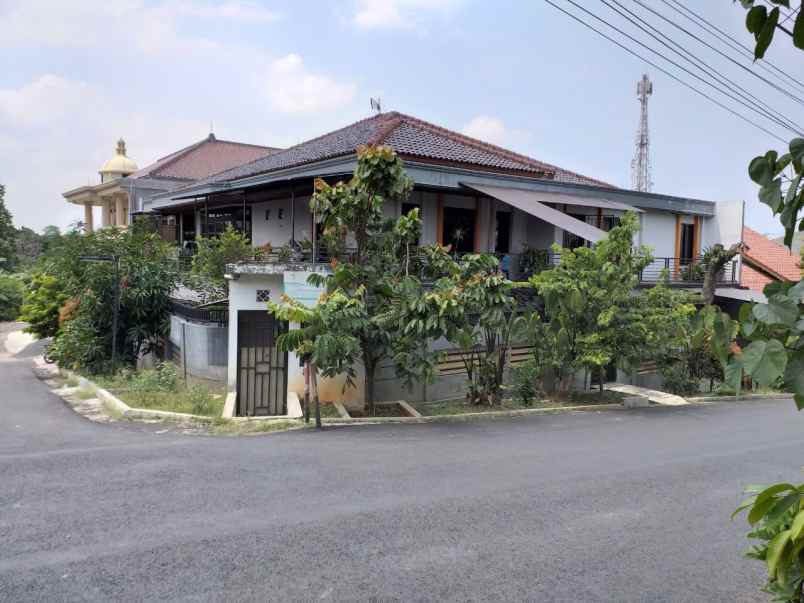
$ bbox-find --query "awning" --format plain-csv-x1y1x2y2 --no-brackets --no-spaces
463,183,608,243
515,190,643,213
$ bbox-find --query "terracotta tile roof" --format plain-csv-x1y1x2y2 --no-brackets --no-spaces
133,134,279,182
198,112,612,188
741,226,802,292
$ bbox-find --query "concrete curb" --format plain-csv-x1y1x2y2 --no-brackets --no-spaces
688,393,794,403
56,365,217,424
320,403,625,425
222,392,236,418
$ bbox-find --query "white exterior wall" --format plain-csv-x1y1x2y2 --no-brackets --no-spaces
226,271,361,405
251,196,313,247
640,211,677,257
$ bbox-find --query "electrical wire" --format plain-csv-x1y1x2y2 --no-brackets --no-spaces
603,0,804,133
561,0,801,136
663,0,804,94
543,0,789,143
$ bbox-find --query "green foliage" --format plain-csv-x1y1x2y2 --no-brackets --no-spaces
130,362,178,393
400,250,522,405
528,212,657,391
657,303,732,395
18,273,68,338
191,224,254,289
0,273,24,321
518,245,551,278
730,13,804,601
510,360,540,406
272,145,418,414
0,184,17,271
734,483,804,602
187,383,216,415
35,226,177,373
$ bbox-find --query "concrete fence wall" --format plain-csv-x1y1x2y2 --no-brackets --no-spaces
169,314,228,382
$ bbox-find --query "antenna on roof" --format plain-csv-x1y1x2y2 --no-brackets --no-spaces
370,97,382,115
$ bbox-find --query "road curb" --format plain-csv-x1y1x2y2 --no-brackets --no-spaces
320,403,626,425
687,393,794,403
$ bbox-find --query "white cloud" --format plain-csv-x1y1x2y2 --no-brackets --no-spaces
461,115,533,150
167,1,279,22
0,0,275,53
462,116,509,146
0,75,99,127
352,0,463,30
264,54,357,114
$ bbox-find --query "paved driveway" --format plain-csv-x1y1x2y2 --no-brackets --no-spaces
1,322,802,602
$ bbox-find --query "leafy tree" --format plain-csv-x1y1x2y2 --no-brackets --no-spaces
399,249,522,405
272,145,419,415
0,274,23,321
0,185,18,270
700,243,743,305
529,212,654,393
18,273,68,338
35,225,177,372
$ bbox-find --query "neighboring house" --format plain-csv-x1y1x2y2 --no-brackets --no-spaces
742,226,802,296
772,231,804,258
63,134,279,232
141,111,746,416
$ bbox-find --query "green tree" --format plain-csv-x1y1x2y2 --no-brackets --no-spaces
0,274,23,321
398,249,522,405
0,185,18,270
272,146,422,415
36,225,177,372
529,212,654,393
18,273,68,338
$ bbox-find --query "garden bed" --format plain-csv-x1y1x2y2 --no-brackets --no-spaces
90,364,226,418
413,390,626,417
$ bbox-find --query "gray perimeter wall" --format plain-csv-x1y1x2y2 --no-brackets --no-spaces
169,315,228,382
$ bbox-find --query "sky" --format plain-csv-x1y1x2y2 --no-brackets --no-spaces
1,0,802,235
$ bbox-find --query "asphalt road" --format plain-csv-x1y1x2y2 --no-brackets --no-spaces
1,322,803,602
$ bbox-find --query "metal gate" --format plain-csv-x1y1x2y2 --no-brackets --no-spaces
236,311,288,416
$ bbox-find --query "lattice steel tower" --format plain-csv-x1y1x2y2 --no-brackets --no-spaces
631,74,653,192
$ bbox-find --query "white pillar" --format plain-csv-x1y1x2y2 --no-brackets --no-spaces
84,203,94,233
115,195,126,227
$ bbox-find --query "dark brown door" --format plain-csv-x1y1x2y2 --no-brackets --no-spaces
236,311,288,416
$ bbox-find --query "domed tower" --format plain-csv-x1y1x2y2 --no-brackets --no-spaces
100,138,138,183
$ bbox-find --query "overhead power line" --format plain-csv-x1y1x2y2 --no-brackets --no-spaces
662,0,804,95
543,0,788,143
560,0,801,137
603,0,804,133
635,0,804,109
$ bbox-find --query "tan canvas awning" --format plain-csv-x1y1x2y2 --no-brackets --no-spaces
463,183,609,243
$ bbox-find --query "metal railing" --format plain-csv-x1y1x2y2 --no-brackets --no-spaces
169,300,229,325
174,244,739,287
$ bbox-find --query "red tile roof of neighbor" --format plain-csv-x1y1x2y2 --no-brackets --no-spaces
133,134,279,181
195,112,612,188
741,226,802,292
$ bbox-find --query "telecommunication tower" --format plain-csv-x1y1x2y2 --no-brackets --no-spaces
631,74,653,192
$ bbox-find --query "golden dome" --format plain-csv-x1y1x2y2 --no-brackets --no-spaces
100,138,138,177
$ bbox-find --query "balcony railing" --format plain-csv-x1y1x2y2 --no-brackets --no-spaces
176,245,739,288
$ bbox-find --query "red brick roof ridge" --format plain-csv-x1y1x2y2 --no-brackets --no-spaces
149,137,278,178
741,225,801,282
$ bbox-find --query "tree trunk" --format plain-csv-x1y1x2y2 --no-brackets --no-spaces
701,243,742,305
364,356,376,416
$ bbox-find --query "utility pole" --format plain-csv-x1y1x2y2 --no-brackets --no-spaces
631,74,653,193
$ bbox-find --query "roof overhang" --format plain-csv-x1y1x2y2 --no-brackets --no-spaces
63,179,124,205
464,183,608,243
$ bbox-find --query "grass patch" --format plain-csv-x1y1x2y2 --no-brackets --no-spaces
115,389,225,417
348,402,410,418
65,375,80,387
415,391,624,417
89,363,226,418
308,403,342,418
210,418,303,435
